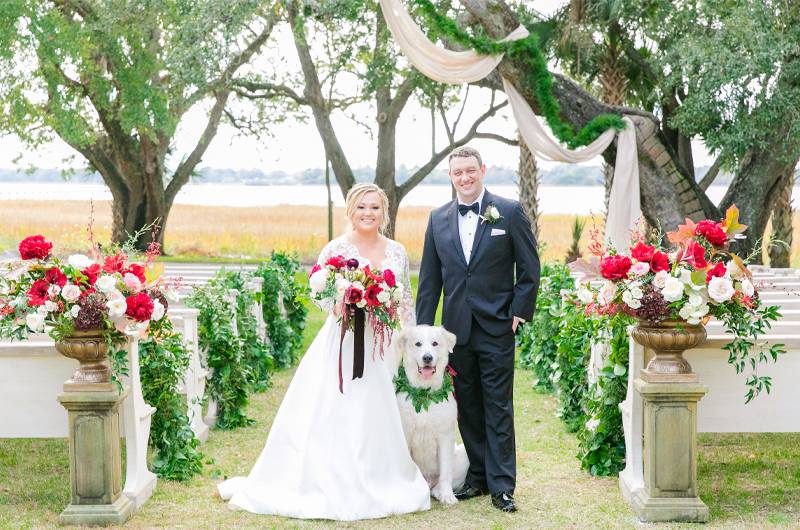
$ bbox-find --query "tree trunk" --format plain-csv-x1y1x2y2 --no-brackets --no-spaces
768,167,796,267
517,132,540,241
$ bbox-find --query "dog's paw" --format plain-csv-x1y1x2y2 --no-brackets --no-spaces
432,485,458,505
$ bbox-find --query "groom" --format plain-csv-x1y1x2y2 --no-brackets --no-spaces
416,146,540,512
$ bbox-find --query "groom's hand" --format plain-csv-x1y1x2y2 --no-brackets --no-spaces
512,316,525,333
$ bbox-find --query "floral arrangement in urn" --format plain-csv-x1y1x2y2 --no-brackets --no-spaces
0,233,178,384
569,206,784,401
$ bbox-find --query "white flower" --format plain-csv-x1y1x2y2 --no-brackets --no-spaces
679,267,693,284
351,281,365,292
392,284,404,302
576,287,594,304
661,276,685,302
309,269,328,295
653,270,670,289
164,287,180,303
95,275,117,293
335,278,350,298
376,289,391,304
628,285,644,300
26,312,46,332
622,290,642,309
151,300,165,321
707,276,735,303
481,205,502,223
597,282,616,305
106,287,124,301
67,254,94,269
61,284,81,303
740,278,755,297
356,299,367,309
47,284,60,297
630,261,651,277
106,298,127,319
727,261,745,280
687,291,706,307
585,417,600,432
44,300,58,313
70,305,81,318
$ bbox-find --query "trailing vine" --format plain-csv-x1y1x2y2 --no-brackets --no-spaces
409,0,626,148
139,320,204,480
270,250,308,355
255,260,299,369
187,285,254,430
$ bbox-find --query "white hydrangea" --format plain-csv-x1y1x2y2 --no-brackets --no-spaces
309,269,328,295
707,276,735,303
392,284,404,302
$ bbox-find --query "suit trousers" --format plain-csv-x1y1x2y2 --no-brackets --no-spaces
449,318,516,495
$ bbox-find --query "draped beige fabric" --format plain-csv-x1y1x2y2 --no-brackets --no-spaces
380,0,642,250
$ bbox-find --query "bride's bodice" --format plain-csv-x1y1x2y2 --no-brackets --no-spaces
315,235,416,327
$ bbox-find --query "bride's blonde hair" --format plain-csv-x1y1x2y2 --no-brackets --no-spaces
345,183,390,234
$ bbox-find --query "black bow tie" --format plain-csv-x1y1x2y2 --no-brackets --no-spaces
458,202,479,216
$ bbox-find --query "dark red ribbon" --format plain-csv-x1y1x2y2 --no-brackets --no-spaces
338,306,366,393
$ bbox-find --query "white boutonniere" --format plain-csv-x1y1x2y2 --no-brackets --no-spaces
480,204,503,224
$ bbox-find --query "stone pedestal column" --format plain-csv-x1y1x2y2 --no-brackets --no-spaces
631,379,708,523
57,387,133,526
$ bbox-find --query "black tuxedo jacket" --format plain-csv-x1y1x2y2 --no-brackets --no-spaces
416,190,540,345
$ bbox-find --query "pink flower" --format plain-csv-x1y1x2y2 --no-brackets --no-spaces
345,286,363,305
695,220,728,247
18,235,52,260
103,253,127,274
650,251,670,273
123,263,146,284
309,263,322,277
123,273,143,293
630,261,651,277
382,269,396,288
683,239,708,269
630,242,655,262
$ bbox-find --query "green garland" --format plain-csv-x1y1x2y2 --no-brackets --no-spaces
409,0,625,148
187,285,254,430
139,322,204,481
270,251,308,356
393,365,454,413
256,261,299,369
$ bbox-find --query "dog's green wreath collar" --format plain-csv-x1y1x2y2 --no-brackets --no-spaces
393,365,454,413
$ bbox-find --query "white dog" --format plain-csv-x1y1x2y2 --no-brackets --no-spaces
392,325,470,505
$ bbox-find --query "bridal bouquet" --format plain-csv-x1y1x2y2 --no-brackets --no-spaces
0,234,177,342
309,255,405,391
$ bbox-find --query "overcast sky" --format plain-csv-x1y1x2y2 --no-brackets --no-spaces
0,0,713,174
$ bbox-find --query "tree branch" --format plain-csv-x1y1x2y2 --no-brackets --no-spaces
232,80,307,105
698,155,723,191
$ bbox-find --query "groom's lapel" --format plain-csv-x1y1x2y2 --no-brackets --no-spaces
468,190,492,267
448,200,468,268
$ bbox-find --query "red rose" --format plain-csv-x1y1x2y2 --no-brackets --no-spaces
81,264,101,286
706,262,727,283
125,292,154,322
630,242,655,263
44,267,67,287
695,220,728,247
19,235,52,260
683,239,708,269
600,255,632,280
650,251,670,272
309,263,322,277
365,284,383,307
123,263,146,283
26,279,50,307
103,253,127,274
382,269,396,288
345,286,363,305
325,255,347,269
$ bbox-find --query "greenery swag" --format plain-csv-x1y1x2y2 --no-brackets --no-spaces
408,0,626,148
393,365,454,413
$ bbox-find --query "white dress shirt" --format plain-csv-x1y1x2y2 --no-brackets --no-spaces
457,188,485,264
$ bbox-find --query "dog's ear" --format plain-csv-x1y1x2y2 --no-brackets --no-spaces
393,328,407,357
442,328,457,353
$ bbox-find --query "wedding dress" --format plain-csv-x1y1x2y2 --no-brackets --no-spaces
218,235,431,520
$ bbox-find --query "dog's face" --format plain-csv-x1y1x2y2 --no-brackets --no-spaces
395,325,457,390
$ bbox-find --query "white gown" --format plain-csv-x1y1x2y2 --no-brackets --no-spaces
218,236,431,521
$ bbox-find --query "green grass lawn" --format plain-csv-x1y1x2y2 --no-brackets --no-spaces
1,286,799,529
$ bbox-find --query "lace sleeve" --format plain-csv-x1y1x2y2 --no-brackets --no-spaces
313,240,337,314
397,243,416,328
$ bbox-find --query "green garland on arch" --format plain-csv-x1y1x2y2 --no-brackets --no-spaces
408,0,626,148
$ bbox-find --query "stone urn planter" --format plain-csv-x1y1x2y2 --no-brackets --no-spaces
54,329,111,387
631,319,707,382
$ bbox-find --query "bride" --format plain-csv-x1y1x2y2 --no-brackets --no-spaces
217,183,431,520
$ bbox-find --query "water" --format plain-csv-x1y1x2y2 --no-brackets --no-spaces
0,182,798,215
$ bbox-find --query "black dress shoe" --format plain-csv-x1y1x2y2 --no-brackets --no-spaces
491,491,517,512
454,484,486,501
